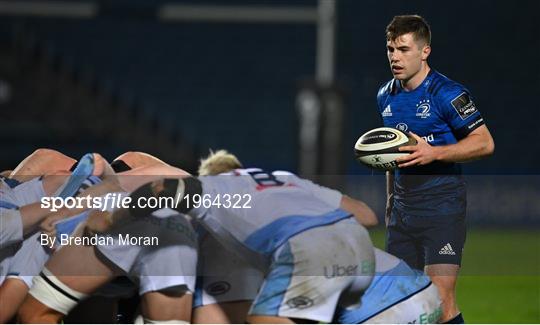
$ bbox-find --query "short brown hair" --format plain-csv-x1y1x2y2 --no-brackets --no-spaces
386,15,431,45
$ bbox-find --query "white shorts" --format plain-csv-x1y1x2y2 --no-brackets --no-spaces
249,218,375,323
0,208,23,246
0,177,45,206
363,282,442,323
6,232,51,288
96,209,198,295
193,232,264,308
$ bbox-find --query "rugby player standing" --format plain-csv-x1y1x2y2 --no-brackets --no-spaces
377,15,494,323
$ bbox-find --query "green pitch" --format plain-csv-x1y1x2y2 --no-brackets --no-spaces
369,228,540,323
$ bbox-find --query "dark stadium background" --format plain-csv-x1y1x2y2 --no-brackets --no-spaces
0,0,538,322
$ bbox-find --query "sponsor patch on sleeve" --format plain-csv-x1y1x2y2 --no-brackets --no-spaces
451,92,477,120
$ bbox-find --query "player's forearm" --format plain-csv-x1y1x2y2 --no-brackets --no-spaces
434,132,494,163
340,195,378,227
19,203,67,235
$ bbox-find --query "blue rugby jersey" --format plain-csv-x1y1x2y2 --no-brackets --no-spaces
377,70,485,216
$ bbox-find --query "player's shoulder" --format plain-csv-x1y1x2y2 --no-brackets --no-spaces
427,70,470,101
226,168,297,179
377,79,397,99
272,170,295,176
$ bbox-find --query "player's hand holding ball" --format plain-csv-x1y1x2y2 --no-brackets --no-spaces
396,132,438,167
354,127,417,171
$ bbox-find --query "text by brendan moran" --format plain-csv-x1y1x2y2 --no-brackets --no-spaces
40,233,159,249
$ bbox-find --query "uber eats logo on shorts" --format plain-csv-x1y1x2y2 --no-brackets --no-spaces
410,307,442,324
132,215,197,243
324,260,375,278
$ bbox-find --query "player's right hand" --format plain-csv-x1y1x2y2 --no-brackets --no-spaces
84,210,113,235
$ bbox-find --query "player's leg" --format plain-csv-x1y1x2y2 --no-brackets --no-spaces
9,148,76,182
63,295,118,323
133,211,198,323
17,243,116,323
425,265,461,323
139,290,193,323
1,231,51,322
422,214,466,323
193,301,253,324
386,209,424,269
0,278,29,323
248,219,375,323
192,232,264,323
90,206,198,323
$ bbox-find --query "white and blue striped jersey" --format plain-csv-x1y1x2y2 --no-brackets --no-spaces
190,168,346,266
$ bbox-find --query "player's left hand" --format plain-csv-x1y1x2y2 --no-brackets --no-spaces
396,132,439,168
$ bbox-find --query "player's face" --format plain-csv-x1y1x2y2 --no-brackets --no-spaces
386,33,429,82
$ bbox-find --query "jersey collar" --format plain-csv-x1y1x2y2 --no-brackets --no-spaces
394,69,435,94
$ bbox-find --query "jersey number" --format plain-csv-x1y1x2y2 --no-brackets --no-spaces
247,170,285,190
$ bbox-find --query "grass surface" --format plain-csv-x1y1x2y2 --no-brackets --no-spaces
369,228,540,323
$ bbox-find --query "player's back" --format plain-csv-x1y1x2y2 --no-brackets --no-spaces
194,168,349,260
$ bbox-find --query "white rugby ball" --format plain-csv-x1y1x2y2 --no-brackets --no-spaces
354,127,417,171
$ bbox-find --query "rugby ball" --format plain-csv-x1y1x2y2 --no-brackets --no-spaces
354,127,417,171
